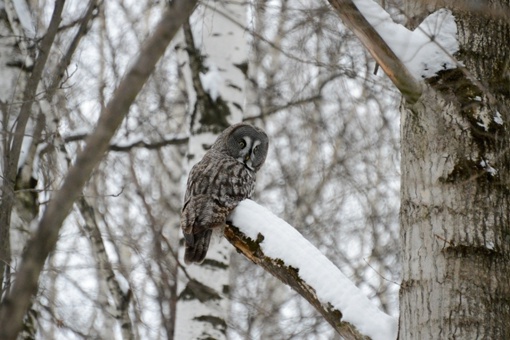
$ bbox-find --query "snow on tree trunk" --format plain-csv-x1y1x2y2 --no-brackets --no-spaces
399,1,510,338
174,1,248,339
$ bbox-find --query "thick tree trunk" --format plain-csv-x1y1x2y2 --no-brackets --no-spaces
399,1,510,338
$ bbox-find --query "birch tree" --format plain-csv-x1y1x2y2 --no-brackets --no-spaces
173,1,250,338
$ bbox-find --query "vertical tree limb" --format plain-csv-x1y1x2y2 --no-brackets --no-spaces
48,0,102,97
77,197,134,340
0,0,65,296
0,1,198,338
128,158,179,339
174,2,250,338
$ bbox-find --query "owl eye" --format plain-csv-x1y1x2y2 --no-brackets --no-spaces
253,145,259,152
239,140,246,148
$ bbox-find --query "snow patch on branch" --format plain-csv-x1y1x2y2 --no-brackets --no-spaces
353,0,459,79
114,271,130,296
230,199,398,340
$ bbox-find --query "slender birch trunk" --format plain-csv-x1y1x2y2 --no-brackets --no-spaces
174,1,249,338
399,1,510,338
0,0,32,294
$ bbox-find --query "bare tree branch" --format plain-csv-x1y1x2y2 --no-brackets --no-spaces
77,197,133,340
109,138,188,152
0,1,198,338
48,0,102,97
327,0,422,103
63,133,188,151
128,158,178,339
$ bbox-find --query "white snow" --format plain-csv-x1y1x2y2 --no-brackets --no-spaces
229,200,398,340
114,271,130,295
32,141,48,177
17,134,32,169
480,159,497,176
188,131,217,158
494,111,504,125
352,0,459,79
63,127,90,139
477,121,489,131
485,240,495,250
200,63,222,102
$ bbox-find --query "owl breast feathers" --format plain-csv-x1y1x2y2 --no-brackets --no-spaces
181,123,269,264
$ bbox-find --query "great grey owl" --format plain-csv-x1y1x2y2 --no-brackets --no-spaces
181,123,269,264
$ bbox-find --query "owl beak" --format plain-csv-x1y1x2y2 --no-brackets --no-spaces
244,154,255,170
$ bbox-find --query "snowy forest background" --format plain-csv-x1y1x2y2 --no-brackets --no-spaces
1,0,410,338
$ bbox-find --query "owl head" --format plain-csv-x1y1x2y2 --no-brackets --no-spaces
212,123,269,172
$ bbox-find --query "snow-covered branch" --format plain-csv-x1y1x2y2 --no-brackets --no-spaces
327,0,459,104
327,0,421,103
225,200,397,340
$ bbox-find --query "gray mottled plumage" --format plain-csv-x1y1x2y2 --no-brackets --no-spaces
181,123,269,264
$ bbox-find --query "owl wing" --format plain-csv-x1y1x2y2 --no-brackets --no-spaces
184,229,213,264
181,194,232,244
180,153,255,264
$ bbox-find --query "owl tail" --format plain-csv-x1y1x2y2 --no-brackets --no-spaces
184,229,213,264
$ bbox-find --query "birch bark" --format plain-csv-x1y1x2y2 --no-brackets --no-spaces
174,1,249,339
